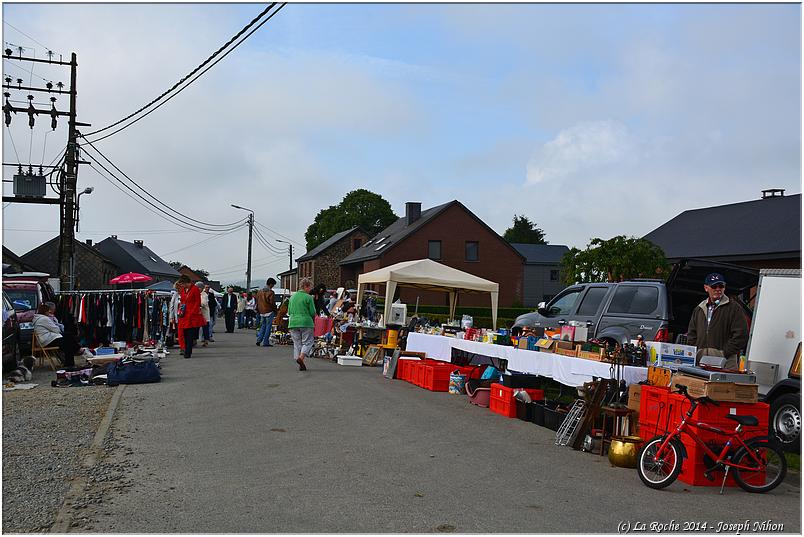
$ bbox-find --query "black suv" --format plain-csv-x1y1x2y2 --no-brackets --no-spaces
512,259,758,345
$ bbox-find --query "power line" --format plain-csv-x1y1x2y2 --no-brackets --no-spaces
81,139,247,231
207,252,284,274
2,58,50,82
84,3,286,141
2,22,58,57
254,219,303,247
4,124,21,162
252,226,286,254
4,227,203,234
160,225,245,256
85,159,241,235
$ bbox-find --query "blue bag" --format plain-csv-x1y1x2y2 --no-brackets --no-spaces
106,359,161,386
480,366,499,380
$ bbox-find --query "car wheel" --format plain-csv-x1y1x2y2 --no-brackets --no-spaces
770,393,801,452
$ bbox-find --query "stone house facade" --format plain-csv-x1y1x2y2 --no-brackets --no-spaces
296,227,369,289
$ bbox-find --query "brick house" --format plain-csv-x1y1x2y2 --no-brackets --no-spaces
21,237,120,290
340,201,525,307
644,190,801,270
278,268,298,292
95,236,179,285
296,227,369,289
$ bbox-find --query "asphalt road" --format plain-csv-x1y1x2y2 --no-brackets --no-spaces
84,329,801,533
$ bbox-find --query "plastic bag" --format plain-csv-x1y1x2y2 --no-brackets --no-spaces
461,315,473,329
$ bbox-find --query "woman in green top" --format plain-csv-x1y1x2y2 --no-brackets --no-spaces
288,277,316,371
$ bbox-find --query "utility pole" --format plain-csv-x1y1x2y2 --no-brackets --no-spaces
59,53,78,292
246,212,253,292
231,204,254,291
2,49,89,291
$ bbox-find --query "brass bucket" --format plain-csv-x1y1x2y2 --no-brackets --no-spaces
608,436,644,468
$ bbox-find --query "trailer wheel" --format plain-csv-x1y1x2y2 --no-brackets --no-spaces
770,393,801,452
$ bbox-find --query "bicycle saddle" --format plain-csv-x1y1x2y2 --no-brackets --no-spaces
726,414,759,427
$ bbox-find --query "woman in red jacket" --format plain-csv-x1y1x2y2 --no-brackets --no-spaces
177,275,206,358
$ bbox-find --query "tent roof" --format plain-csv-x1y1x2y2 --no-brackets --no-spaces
357,259,498,294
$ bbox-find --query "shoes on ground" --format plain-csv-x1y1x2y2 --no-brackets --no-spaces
296,358,307,371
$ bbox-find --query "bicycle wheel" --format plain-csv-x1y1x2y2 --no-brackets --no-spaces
732,438,788,493
637,436,683,489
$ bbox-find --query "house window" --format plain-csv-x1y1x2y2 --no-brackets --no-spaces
465,241,479,262
353,238,362,250
550,269,559,281
428,240,441,260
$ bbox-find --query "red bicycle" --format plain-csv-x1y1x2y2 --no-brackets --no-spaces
637,384,787,493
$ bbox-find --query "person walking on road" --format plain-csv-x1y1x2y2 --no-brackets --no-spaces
288,277,316,371
177,275,205,358
236,293,246,328
245,293,256,328
205,285,217,342
197,282,212,347
255,278,278,347
222,287,238,333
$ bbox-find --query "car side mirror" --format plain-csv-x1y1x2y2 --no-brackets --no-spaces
536,301,548,315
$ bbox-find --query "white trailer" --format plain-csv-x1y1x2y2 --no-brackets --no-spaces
745,268,801,451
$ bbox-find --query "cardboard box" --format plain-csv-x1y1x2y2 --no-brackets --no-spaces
671,373,759,403
535,338,558,352
627,384,642,412
644,341,697,370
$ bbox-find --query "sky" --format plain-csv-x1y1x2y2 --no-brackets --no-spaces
2,3,800,286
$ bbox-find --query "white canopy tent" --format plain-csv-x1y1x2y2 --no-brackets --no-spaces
356,259,500,329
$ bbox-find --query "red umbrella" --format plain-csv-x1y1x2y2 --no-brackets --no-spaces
109,272,153,285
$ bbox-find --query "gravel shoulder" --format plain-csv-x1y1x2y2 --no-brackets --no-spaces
2,367,114,533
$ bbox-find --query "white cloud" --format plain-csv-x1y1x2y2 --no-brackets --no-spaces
526,120,636,184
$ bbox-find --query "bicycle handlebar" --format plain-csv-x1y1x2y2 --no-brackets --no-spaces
674,384,720,406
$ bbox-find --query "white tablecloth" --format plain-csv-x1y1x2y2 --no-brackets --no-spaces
406,332,647,387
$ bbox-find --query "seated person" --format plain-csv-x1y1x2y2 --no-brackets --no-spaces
32,302,80,368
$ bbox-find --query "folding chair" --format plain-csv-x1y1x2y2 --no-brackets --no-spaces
31,332,61,371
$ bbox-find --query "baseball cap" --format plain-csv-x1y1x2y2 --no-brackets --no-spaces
704,273,726,286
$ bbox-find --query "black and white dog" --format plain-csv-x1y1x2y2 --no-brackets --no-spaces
6,356,35,383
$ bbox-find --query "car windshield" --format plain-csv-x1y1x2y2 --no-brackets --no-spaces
5,288,37,311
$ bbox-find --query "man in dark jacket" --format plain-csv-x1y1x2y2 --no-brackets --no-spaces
221,287,238,333
687,272,749,369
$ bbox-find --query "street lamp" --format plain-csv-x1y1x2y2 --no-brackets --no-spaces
231,204,254,291
75,186,93,232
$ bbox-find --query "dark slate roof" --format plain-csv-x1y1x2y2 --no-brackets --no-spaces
3,246,40,272
21,236,116,265
340,201,455,265
297,226,361,262
277,267,297,277
643,194,801,260
512,243,569,264
95,237,180,278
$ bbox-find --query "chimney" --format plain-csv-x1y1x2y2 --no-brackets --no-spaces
134,240,144,248
405,202,422,226
111,235,117,240
85,239,93,247
761,189,785,199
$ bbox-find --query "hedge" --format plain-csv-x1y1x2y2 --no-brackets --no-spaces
411,305,533,319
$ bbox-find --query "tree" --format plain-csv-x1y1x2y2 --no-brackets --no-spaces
168,261,209,280
503,215,547,244
561,236,669,285
304,189,398,250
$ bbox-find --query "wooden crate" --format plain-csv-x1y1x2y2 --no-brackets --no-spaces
555,346,578,358
575,345,605,361
671,373,758,404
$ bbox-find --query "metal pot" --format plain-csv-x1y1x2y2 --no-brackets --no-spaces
608,435,644,468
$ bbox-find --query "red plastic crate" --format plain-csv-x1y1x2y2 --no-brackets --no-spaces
489,383,545,418
422,363,453,392
413,362,425,387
